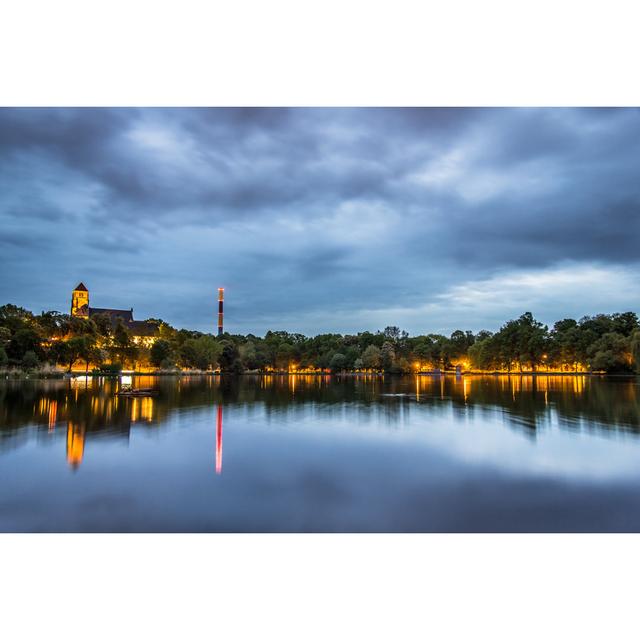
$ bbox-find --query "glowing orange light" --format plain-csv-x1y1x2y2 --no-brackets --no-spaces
130,397,139,423
66,421,85,469
140,396,154,422
48,400,57,431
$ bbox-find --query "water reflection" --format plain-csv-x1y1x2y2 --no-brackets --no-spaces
216,404,223,475
66,420,85,469
3,374,640,531
2,374,640,469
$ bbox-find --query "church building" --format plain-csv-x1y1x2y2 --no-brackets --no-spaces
71,282,159,346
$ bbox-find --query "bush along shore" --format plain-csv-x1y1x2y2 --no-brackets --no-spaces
2,304,640,376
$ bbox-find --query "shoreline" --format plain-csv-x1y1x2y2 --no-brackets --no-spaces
1,369,635,379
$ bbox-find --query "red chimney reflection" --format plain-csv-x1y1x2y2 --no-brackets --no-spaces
215,404,223,475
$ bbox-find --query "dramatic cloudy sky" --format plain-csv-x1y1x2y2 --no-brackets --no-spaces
1,108,639,336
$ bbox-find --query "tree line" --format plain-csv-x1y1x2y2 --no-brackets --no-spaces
2,304,640,374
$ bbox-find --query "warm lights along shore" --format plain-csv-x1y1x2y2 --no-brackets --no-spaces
2,303,640,376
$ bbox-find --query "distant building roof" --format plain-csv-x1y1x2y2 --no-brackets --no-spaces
74,282,88,292
89,308,134,323
88,307,158,338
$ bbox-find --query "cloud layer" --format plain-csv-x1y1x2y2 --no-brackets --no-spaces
1,107,639,335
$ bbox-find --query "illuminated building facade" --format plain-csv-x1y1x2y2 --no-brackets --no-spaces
71,282,159,346
71,282,89,317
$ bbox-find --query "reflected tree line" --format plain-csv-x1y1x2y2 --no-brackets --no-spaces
0,376,229,471
2,375,640,469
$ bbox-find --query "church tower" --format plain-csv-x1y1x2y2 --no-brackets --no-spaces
71,282,89,318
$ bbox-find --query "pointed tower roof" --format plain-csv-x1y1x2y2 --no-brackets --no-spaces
74,282,88,291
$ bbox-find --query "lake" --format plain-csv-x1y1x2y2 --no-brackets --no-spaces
2,374,640,532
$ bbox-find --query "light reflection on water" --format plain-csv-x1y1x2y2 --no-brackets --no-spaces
1,374,640,532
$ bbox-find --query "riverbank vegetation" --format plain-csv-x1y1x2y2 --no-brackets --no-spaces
2,304,640,375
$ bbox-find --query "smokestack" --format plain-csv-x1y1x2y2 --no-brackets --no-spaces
217,287,224,336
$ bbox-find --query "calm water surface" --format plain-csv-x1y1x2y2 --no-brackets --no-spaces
2,374,640,532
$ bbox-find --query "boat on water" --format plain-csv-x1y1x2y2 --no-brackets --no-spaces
116,387,157,397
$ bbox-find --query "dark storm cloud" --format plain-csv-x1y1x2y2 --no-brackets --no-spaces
1,107,640,334
0,228,49,250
